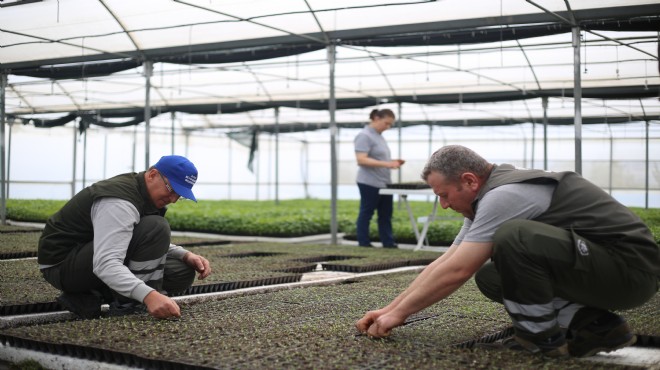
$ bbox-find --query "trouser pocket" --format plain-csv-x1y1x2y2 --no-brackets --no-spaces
570,228,592,272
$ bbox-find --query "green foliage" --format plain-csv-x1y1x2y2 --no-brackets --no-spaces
5,199,659,246
630,207,660,226
6,199,66,222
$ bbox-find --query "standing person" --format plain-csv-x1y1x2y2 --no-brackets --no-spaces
354,108,405,248
38,155,212,320
356,145,659,358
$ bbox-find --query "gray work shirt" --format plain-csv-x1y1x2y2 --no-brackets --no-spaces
354,125,392,188
453,182,556,245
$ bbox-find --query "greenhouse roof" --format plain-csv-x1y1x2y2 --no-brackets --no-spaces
1,0,659,131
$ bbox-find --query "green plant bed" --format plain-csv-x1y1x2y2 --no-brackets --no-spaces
2,273,652,369
0,232,225,260
0,259,60,307
7,199,659,245
186,243,441,285
0,232,41,259
0,243,441,310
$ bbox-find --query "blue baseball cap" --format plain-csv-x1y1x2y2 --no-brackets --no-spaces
153,155,198,202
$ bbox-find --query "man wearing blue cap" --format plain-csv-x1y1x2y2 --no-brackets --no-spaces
38,155,211,319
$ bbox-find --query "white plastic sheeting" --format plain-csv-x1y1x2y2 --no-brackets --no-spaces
1,0,658,129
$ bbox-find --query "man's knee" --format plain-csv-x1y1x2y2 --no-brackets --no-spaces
163,258,195,295
137,215,170,235
128,216,171,260
475,262,503,304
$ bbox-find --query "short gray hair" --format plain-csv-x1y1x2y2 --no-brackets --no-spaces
421,145,490,182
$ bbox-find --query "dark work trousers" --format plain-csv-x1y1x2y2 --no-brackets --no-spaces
475,219,658,338
356,182,395,247
42,215,195,302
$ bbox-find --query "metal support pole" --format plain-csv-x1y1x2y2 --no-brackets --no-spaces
6,119,12,199
328,43,338,245
275,107,280,205
572,26,583,174
542,97,549,170
397,102,402,184
0,73,6,224
531,122,536,168
255,131,260,201
131,125,137,173
72,120,78,196
608,125,613,195
82,129,88,188
228,136,232,200
171,111,176,154
144,61,153,169
645,121,649,209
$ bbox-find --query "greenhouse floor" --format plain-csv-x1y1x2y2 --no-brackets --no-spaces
2,265,659,369
1,222,658,369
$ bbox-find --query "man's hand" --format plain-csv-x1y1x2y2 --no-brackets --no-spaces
183,252,212,280
356,309,406,338
143,290,181,319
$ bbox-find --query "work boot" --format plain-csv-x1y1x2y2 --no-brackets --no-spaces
107,300,147,317
567,307,636,357
477,332,569,358
56,292,102,319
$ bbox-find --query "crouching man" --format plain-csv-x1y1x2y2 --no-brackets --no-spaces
39,155,212,319
356,145,658,357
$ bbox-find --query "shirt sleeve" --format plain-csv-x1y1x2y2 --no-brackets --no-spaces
168,244,189,260
461,183,555,243
452,218,472,245
91,198,154,303
354,132,372,153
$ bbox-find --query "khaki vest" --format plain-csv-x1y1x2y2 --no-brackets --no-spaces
474,164,659,276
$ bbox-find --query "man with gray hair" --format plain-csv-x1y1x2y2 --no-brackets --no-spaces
356,145,659,358
39,155,212,320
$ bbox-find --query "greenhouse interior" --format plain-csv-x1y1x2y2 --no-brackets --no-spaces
1,0,659,369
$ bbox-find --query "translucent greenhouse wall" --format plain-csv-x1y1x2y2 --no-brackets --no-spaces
6,121,659,208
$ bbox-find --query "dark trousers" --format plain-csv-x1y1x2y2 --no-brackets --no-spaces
476,219,658,311
356,182,395,247
42,215,195,302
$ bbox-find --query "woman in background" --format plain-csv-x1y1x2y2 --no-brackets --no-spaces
354,109,405,248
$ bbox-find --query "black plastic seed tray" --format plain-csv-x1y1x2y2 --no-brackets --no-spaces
273,264,317,274
635,334,660,348
386,182,431,189
0,251,37,260
408,258,436,266
177,239,231,247
220,252,283,258
0,334,216,370
321,260,410,273
174,274,302,296
453,326,515,349
0,301,62,316
291,255,359,263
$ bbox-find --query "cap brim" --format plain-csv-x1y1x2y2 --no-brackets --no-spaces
169,180,197,202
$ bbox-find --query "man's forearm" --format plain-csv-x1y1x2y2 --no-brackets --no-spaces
380,245,459,313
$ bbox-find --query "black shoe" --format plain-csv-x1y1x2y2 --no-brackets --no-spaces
383,244,398,249
107,301,147,317
358,244,374,247
57,292,102,319
567,308,636,357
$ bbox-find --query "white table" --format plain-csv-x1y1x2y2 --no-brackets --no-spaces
379,187,438,251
